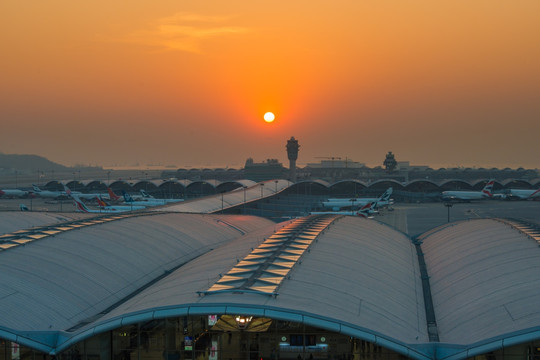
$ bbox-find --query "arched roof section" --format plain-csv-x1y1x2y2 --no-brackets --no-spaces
404,180,440,192
161,180,292,213
53,216,429,359
85,180,108,191
79,180,96,187
4,214,540,360
109,180,134,192
439,179,473,191
155,180,187,199
419,218,540,359
368,179,405,191
287,180,330,195
502,179,534,189
186,180,219,197
0,212,93,234
216,180,257,193
44,180,64,191
131,180,159,192
65,180,84,191
188,179,221,188
0,213,277,354
467,179,504,191
157,180,187,189
327,180,367,197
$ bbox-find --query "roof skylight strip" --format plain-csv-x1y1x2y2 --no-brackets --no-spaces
201,214,341,297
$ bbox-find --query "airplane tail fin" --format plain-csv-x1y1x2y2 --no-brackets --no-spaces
107,187,120,201
32,184,42,193
378,187,393,202
122,190,134,203
63,184,72,197
140,189,153,198
482,179,495,198
72,196,89,213
96,196,108,207
357,202,376,218
529,188,540,199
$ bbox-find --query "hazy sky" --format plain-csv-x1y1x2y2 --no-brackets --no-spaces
1,1,539,169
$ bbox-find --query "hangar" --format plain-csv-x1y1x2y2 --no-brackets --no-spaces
2,211,540,360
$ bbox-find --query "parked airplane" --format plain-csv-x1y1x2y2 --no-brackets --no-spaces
32,184,68,199
311,201,378,218
72,195,141,213
441,180,495,201
0,188,29,198
62,184,108,200
506,188,540,200
140,189,182,203
322,187,393,211
95,196,146,211
122,190,182,206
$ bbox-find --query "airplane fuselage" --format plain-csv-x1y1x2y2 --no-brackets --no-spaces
0,189,28,198
441,191,490,201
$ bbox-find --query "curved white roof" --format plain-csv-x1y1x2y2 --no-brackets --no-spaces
1,214,540,360
0,213,275,348
421,219,540,359
160,179,292,213
0,212,93,234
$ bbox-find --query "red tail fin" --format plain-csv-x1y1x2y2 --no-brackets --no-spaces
107,187,120,201
96,196,108,207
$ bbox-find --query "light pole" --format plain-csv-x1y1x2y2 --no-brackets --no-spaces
107,171,111,186
243,186,247,213
274,180,278,193
221,191,224,213
445,203,453,223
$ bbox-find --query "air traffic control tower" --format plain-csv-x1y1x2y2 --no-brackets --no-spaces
286,136,299,182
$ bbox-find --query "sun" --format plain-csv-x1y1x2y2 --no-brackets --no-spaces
263,112,275,123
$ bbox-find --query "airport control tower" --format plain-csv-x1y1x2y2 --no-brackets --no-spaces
286,136,299,182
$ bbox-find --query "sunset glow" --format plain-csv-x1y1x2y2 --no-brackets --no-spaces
1,1,539,169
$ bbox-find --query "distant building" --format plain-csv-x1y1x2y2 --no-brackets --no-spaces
243,158,287,182
306,159,365,169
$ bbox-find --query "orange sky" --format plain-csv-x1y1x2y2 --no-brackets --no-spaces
1,0,539,169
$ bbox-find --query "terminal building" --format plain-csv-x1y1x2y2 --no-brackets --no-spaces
2,204,540,360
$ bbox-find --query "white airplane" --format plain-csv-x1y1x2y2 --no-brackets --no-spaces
311,201,378,218
72,195,142,213
322,187,393,211
32,184,67,199
62,184,109,200
0,188,29,198
506,188,540,200
95,196,146,211
122,190,183,206
139,189,182,203
441,180,495,201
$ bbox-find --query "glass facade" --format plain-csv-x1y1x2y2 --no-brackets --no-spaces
2,317,540,360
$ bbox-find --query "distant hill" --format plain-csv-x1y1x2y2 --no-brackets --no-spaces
0,153,71,174
0,153,101,174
